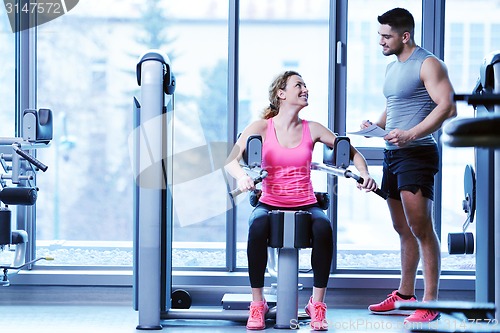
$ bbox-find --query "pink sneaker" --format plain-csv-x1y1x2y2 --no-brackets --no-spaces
305,296,328,331
404,309,440,324
368,290,416,315
246,300,269,330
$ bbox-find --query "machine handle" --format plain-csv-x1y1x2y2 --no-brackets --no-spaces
229,170,268,198
344,170,388,200
230,162,387,200
313,163,388,200
12,145,48,172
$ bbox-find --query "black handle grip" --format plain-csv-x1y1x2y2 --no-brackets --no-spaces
353,173,388,200
230,170,268,198
13,145,48,172
373,188,389,200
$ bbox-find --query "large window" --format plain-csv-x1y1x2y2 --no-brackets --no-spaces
166,1,229,268
35,1,140,265
235,0,330,269
35,0,230,267
338,0,422,270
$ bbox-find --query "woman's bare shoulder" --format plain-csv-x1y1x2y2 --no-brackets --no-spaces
246,118,268,135
236,119,268,146
305,119,328,134
305,119,335,143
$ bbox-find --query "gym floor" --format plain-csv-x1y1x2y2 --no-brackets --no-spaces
0,286,476,333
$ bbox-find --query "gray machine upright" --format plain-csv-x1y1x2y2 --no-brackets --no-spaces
490,52,500,320
133,50,175,330
472,52,500,307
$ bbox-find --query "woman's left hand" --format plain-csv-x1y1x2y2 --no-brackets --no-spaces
357,173,378,192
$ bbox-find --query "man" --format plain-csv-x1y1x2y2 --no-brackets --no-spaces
362,8,456,323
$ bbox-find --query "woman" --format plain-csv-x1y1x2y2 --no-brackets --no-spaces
225,71,377,330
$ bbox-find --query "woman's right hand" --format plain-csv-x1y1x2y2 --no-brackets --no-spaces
237,174,255,192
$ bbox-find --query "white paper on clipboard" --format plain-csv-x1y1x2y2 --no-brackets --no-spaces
348,124,389,138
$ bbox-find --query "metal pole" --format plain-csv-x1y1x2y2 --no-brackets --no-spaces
135,51,168,330
274,211,299,329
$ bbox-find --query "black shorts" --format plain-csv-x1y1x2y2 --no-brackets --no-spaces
382,144,439,201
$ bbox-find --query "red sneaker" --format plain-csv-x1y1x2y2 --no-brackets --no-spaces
305,296,328,331
368,290,416,315
404,309,440,324
246,300,269,330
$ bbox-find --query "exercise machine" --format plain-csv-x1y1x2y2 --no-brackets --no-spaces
0,109,54,286
397,51,500,332
225,135,387,329
133,49,387,330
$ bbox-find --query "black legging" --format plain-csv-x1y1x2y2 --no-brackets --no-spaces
247,202,333,289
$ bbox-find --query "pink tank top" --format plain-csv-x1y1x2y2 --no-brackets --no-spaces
259,118,317,207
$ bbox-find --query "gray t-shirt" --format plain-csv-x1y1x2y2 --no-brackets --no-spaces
383,46,437,150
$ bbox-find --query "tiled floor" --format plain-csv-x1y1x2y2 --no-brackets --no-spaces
0,286,482,333
0,304,416,333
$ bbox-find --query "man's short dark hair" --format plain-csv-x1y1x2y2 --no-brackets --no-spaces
378,7,415,36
